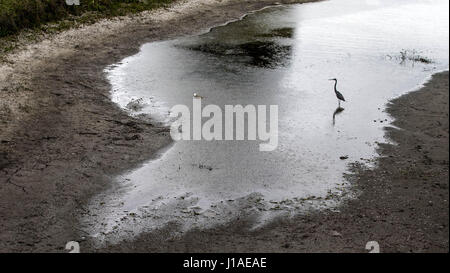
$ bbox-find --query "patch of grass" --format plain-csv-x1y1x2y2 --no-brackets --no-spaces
0,0,175,38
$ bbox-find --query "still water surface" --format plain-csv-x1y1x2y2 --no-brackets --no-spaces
85,0,449,242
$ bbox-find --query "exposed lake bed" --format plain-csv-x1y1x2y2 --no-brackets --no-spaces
0,0,448,252
84,0,449,247
97,70,450,253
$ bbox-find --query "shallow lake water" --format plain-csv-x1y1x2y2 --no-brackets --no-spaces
84,0,449,243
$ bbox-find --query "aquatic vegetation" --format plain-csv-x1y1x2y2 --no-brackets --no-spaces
397,49,433,64
183,40,292,68
258,27,295,38
386,49,434,65
240,41,292,68
399,49,433,64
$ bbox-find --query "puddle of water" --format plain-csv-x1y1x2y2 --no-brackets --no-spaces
85,0,449,243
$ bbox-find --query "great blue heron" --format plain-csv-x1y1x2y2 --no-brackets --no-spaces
329,78,346,107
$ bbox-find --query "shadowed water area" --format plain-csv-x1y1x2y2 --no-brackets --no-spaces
83,0,449,243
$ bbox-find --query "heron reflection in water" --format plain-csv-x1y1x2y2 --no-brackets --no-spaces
332,106,345,125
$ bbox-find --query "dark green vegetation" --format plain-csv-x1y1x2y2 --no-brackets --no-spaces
399,49,433,64
184,41,292,68
259,27,294,38
0,0,175,38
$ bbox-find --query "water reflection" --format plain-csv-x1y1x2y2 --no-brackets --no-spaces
332,107,345,126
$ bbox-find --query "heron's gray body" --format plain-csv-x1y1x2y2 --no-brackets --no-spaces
335,90,345,102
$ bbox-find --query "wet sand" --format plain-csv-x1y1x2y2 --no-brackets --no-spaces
0,0,448,252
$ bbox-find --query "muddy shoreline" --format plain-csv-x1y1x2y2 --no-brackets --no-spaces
0,0,318,253
0,0,448,252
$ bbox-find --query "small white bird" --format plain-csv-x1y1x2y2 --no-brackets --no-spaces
193,93,204,99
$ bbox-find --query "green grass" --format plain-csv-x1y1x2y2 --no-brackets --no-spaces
0,0,175,38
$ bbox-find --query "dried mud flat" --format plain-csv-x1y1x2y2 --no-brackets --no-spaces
0,0,448,252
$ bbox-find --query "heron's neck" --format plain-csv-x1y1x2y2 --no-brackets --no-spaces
334,80,338,91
